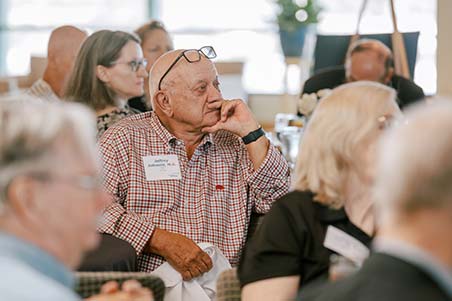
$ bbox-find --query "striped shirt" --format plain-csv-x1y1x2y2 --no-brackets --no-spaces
27,79,61,103
99,112,291,272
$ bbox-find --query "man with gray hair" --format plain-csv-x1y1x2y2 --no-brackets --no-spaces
0,99,152,300
299,100,452,301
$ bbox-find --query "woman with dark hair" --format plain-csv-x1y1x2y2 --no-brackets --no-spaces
129,20,173,111
65,30,147,138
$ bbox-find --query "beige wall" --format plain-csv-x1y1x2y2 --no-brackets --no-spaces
437,0,452,97
248,94,298,129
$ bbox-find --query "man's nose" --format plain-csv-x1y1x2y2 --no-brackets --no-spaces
207,84,222,102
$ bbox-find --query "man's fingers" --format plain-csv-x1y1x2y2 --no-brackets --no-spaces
121,279,142,292
202,123,222,133
189,265,203,278
100,281,119,294
220,100,237,122
199,252,213,271
182,270,193,281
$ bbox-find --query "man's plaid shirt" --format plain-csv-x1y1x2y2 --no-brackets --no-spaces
99,112,290,272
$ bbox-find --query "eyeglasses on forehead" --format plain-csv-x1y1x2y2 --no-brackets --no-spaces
158,46,216,90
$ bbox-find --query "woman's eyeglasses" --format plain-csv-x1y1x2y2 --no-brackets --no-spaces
111,59,148,72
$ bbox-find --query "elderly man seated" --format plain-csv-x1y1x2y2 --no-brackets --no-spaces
98,46,290,279
302,39,424,109
0,99,153,301
299,100,452,301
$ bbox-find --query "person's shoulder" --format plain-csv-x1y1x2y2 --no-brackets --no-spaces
391,75,425,106
100,112,152,143
0,257,79,301
299,252,449,301
303,66,345,94
274,190,316,211
262,190,317,227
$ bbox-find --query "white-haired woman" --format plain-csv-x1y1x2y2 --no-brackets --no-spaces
238,81,402,300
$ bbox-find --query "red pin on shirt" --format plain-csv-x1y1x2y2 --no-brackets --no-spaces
215,184,225,190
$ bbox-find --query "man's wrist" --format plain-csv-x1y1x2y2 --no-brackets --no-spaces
242,127,265,145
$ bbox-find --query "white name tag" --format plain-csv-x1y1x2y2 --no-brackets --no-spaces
323,225,370,266
142,155,182,181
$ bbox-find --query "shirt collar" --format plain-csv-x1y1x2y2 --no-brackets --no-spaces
150,112,214,150
374,237,452,298
0,231,74,289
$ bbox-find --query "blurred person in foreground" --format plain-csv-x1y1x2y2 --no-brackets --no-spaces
65,30,147,139
299,100,452,301
129,20,174,111
0,99,153,301
28,25,87,102
239,81,401,300
98,46,290,279
302,39,424,110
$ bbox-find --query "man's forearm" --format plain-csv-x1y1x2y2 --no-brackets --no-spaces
245,134,270,171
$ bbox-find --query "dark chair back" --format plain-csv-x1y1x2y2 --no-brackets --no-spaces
313,32,420,78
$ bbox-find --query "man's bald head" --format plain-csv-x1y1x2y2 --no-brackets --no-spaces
345,39,394,84
47,25,87,64
149,49,217,108
44,26,87,97
149,49,185,98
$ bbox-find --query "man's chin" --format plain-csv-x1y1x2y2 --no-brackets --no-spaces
205,112,220,125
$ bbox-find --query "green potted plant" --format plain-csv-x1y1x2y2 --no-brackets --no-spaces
276,0,322,57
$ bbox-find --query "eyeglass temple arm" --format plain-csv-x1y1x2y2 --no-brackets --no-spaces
158,53,186,90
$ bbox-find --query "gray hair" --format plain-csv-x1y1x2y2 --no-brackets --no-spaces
292,81,398,208
375,99,452,224
0,96,97,207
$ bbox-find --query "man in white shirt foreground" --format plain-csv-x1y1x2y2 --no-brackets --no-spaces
0,98,153,301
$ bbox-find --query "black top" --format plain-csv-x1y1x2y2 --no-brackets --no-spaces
128,95,151,112
238,190,372,288
78,234,137,272
302,66,425,110
298,253,451,301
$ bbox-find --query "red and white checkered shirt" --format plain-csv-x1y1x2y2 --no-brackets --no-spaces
99,112,290,272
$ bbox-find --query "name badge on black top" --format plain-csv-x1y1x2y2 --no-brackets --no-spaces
323,225,370,266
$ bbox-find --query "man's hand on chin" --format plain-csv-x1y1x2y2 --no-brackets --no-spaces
202,99,260,137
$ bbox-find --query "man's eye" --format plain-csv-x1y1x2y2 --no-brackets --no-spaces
129,61,138,69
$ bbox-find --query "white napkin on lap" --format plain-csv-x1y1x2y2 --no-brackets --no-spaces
150,242,232,301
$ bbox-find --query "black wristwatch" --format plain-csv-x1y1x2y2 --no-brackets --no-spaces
242,127,265,145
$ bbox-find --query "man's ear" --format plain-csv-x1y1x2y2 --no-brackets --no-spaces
96,65,110,83
383,67,394,84
153,91,173,117
6,177,38,217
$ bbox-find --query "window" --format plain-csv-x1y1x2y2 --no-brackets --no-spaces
158,0,436,95
0,0,148,76
1,0,436,95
